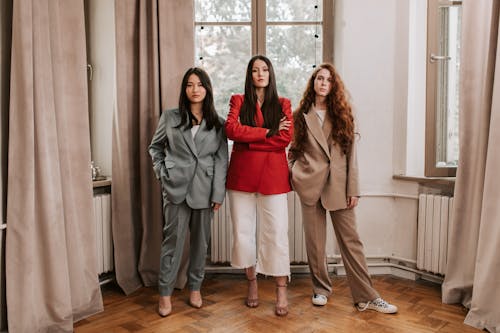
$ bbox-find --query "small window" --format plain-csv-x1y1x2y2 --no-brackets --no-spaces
425,0,462,177
194,0,333,116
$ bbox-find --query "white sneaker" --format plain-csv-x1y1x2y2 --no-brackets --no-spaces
357,297,398,314
312,294,328,306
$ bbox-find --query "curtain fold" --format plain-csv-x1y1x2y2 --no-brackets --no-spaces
442,1,500,332
0,0,12,331
5,0,103,332
113,0,194,295
113,0,162,294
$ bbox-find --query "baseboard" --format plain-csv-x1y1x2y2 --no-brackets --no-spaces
333,262,443,284
206,256,444,284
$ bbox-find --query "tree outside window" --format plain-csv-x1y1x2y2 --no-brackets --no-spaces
194,0,331,116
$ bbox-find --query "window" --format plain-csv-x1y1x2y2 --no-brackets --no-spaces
194,0,333,116
425,0,462,177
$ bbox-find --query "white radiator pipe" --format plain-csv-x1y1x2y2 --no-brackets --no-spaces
328,254,417,265
360,192,419,200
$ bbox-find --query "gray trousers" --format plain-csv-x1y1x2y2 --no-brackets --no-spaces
301,201,379,304
159,201,212,296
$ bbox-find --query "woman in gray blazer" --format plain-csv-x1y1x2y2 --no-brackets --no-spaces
288,63,397,314
149,67,228,317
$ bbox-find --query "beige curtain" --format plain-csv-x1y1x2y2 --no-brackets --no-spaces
442,1,500,332
5,0,103,332
113,0,194,295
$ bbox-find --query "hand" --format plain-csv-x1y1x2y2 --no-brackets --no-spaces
278,117,291,131
212,202,222,211
346,196,359,209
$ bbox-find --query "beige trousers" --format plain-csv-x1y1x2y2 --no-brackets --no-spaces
301,201,379,303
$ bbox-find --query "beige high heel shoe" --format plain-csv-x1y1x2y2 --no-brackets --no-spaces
189,290,203,309
158,296,172,317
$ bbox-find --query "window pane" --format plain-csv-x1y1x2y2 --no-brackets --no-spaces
195,0,251,22
195,26,251,116
266,25,322,109
435,5,461,168
267,0,322,22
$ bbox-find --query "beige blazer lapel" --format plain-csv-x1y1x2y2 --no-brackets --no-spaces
304,111,330,159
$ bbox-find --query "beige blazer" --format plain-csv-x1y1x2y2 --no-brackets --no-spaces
288,109,359,211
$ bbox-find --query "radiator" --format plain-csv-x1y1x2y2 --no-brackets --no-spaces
210,192,323,264
211,193,232,263
288,192,308,263
417,194,454,275
93,193,114,274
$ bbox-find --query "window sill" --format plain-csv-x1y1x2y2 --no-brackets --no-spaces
393,174,455,186
93,177,111,188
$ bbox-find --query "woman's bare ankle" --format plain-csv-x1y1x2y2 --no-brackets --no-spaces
245,266,257,280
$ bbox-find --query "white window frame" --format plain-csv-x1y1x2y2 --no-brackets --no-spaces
194,0,334,65
425,0,462,177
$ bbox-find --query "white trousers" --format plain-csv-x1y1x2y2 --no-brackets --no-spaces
228,190,290,277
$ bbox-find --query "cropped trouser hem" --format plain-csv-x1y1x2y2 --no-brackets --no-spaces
229,264,291,280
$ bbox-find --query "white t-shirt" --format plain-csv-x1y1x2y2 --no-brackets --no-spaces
315,109,327,125
191,124,200,137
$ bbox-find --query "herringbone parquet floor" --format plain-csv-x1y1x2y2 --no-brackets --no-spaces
74,274,481,333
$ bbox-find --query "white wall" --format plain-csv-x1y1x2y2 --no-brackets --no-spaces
87,0,116,177
334,0,421,261
406,0,427,176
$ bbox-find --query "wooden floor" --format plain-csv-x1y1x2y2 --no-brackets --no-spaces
75,274,481,333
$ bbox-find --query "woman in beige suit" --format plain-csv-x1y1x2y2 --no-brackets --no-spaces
288,63,397,314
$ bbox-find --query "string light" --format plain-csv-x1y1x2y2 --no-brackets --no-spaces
312,3,320,68
199,26,205,65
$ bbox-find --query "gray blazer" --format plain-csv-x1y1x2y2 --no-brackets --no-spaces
149,109,228,209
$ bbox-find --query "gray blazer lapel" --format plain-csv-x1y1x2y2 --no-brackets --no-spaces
304,111,330,158
170,109,198,155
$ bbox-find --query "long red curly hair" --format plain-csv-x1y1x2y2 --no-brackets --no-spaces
290,63,355,156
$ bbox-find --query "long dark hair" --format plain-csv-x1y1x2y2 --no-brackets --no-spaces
176,67,222,131
290,63,355,156
239,55,283,132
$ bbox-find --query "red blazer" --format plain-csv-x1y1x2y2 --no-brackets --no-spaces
225,94,293,195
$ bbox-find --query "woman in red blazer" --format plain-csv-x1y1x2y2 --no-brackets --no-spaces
225,55,293,316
